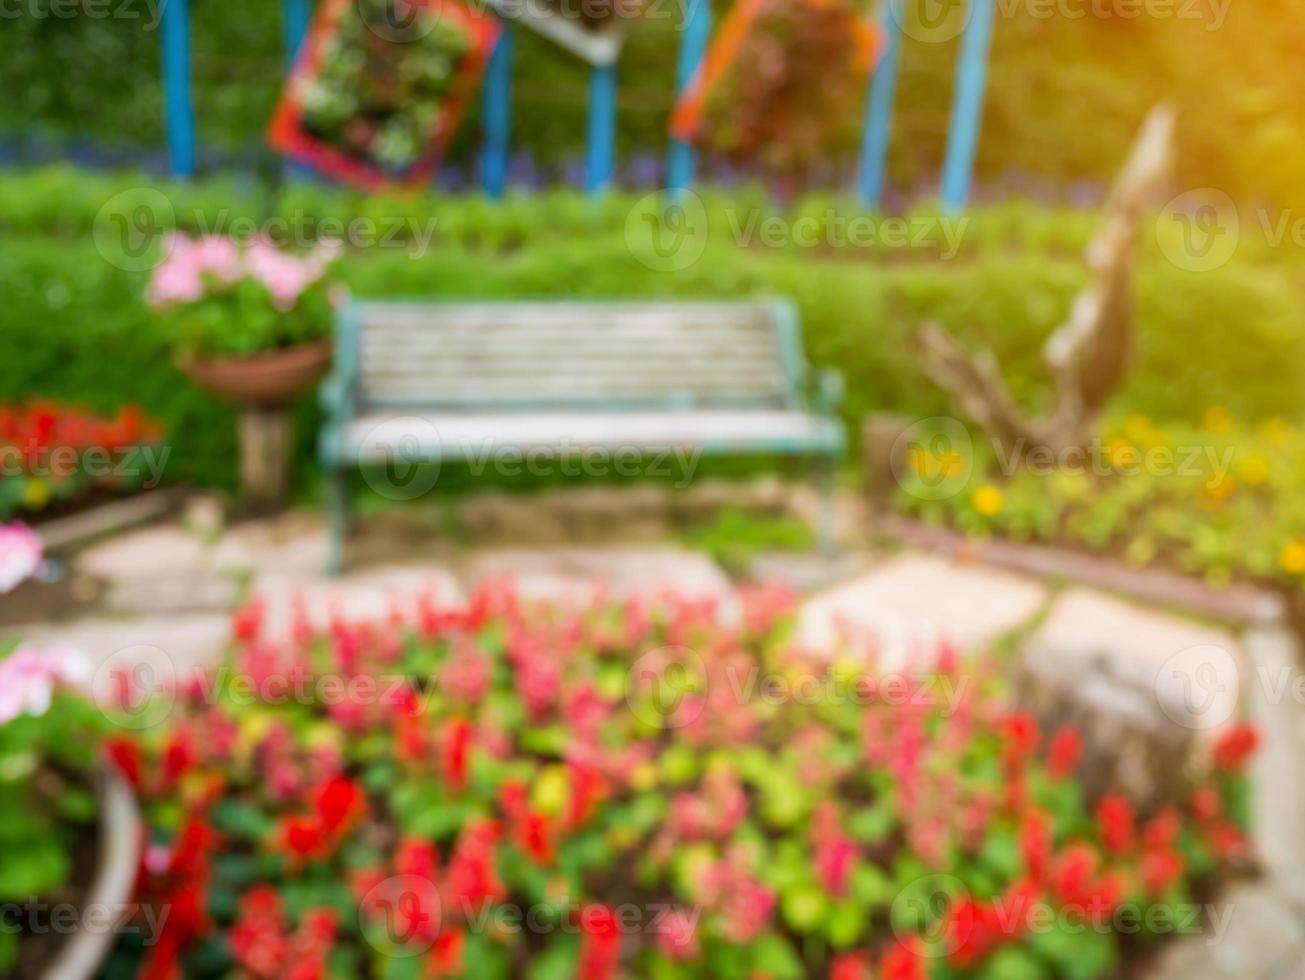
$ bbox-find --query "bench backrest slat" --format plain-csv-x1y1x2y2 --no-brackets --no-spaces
349,301,803,410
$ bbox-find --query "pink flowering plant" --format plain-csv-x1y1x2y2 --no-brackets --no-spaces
113,584,1255,979
0,643,106,974
147,234,343,357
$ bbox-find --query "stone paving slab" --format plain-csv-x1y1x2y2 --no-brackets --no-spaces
459,546,734,607
1147,882,1305,979
76,525,213,584
1024,586,1243,736
794,553,1049,666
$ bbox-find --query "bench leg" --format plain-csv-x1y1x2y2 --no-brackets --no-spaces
816,454,840,557
326,466,348,576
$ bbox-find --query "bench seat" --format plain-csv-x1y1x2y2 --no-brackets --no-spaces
337,409,844,461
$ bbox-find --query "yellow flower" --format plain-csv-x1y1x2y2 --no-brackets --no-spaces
1203,473,1236,502
1203,406,1233,433
1104,439,1139,469
971,485,1004,517
22,477,51,510
1237,456,1271,487
908,447,965,480
1260,418,1294,446
1280,540,1305,576
1123,414,1153,443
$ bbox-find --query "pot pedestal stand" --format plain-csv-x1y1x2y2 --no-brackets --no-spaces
238,407,295,511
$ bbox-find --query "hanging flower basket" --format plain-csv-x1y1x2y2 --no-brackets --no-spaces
268,0,500,189
176,338,335,409
485,0,643,65
670,0,882,182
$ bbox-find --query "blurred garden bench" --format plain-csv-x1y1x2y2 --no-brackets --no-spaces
318,300,845,572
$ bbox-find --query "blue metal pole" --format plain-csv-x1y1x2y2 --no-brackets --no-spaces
283,0,312,180
856,0,903,208
665,0,712,194
940,0,997,213
585,64,618,196
161,0,196,177
283,0,310,64
481,24,515,198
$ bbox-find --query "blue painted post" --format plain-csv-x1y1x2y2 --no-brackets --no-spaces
283,0,312,180
940,0,997,212
283,0,310,65
161,0,196,177
856,0,903,208
665,0,712,194
481,24,515,198
585,64,618,196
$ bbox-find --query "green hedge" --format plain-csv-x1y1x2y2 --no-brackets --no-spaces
2,167,1303,491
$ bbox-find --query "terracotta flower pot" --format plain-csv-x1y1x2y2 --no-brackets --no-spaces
177,338,333,408
39,765,141,980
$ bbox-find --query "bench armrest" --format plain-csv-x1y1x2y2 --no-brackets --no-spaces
811,366,845,415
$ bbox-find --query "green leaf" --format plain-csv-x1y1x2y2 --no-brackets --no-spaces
0,837,69,898
748,934,804,980
781,883,829,933
827,899,867,949
976,945,1046,980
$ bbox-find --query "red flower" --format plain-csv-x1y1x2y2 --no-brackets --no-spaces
567,760,606,830
1095,794,1134,854
1141,848,1186,896
577,904,622,980
1142,807,1181,851
280,814,329,861
879,938,929,980
999,711,1040,766
517,810,555,865
395,685,429,763
312,775,366,836
1046,727,1083,780
1190,785,1222,823
829,951,873,980
1020,808,1052,881
105,736,143,792
427,927,465,976
1213,723,1259,772
442,717,474,791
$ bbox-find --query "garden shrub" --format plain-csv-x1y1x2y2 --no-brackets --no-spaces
2,168,1304,490
110,584,1257,978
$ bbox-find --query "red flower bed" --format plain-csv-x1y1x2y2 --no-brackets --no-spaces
0,401,164,520
114,584,1255,978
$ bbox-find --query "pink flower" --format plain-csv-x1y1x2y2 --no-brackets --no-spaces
656,908,700,961
0,644,91,725
0,523,42,593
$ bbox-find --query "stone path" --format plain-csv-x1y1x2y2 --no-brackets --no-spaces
9,508,1305,977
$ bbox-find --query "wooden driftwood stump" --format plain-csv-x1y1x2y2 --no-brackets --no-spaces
918,106,1176,461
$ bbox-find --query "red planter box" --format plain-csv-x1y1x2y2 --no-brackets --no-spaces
268,0,499,190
